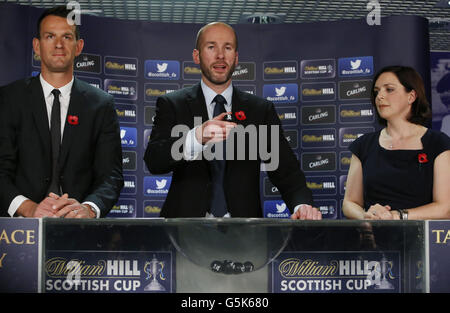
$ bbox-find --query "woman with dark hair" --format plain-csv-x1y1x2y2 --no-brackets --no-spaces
343,65,450,220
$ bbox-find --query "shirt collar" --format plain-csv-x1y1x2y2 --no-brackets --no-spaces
200,79,233,106
39,74,74,100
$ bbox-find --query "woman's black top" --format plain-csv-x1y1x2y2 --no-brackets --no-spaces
348,129,450,211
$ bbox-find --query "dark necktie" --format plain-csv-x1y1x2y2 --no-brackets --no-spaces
210,94,227,217
48,89,61,195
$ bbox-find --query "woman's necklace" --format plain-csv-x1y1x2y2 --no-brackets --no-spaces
384,126,421,150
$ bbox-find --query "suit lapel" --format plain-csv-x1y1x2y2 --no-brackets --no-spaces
231,87,252,126
30,76,52,161
226,87,254,176
59,78,84,169
186,83,209,127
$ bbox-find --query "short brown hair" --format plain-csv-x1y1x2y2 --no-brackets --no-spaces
371,65,431,126
37,6,80,40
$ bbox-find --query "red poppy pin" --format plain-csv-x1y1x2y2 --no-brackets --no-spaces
418,153,428,164
68,115,79,125
235,111,246,121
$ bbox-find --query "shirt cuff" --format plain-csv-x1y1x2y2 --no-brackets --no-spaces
183,126,207,161
82,201,101,218
294,204,307,214
8,195,29,217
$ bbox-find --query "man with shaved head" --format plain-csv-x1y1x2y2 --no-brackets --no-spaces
144,22,320,220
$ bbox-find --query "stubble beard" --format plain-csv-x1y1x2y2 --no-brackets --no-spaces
199,58,236,86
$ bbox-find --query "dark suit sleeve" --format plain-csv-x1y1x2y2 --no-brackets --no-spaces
144,95,187,174
83,96,124,217
264,101,313,210
0,86,21,215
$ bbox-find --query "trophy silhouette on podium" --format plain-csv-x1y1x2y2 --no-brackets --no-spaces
375,256,394,290
144,255,166,291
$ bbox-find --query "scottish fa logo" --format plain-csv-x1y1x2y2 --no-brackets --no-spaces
157,63,168,73
144,176,171,196
264,200,290,218
276,202,287,213
263,83,298,103
145,60,180,80
338,56,373,77
155,179,167,189
275,86,286,97
120,127,137,147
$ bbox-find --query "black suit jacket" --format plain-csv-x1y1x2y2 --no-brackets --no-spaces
144,83,312,218
0,76,124,217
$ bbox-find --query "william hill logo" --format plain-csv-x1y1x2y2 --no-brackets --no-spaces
341,157,351,166
265,66,296,74
116,108,136,118
184,66,201,75
144,205,161,214
44,252,172,293
302,87,334,96
340,109,373,117
144,83,179,102
146,87,176,97
302,134,335,142
307,181,336,189
342,133,360,143
263,61,298,80
106,62,134,70
301,82,336,102
273,252,399,293
279,112,296,120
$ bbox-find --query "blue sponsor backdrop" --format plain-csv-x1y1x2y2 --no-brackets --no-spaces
431,50,450,137
0,3,431,218
428,220,450,292
0,218,40,292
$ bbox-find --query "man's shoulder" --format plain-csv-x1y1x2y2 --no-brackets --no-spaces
162,83,199,101
233,86,271,108
0,76,35,94
74,78,112,101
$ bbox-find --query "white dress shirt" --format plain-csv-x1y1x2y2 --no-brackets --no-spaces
8,75,100,218
183,80,232,217
183,80,233,161
182,80,306,218
184,80,301,217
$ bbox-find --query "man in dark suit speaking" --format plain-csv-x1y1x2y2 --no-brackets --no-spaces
144,22,321,220
0,6,123,218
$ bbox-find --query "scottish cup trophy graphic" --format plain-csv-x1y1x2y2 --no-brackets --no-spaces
144,255,166,291
375,256,394,290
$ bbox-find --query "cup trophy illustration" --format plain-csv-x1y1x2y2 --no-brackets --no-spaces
144,255,166,291
375,256,394,290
